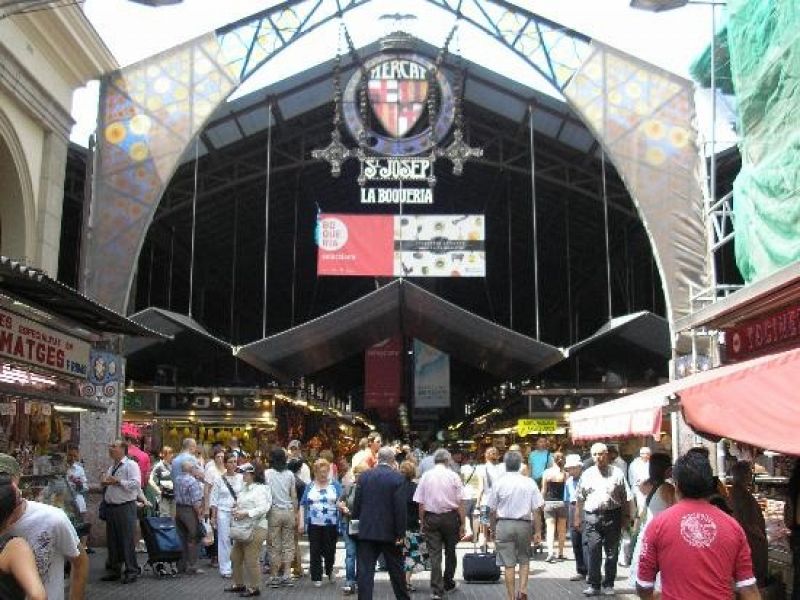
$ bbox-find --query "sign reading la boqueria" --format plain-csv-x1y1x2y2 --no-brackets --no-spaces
0,308,90,377
311,34,483,200
724,302,800,362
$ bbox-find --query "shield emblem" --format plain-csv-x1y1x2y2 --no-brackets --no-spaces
368,65,429,139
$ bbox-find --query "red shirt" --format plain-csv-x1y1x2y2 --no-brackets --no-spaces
637,499,756,600
127,444,151,490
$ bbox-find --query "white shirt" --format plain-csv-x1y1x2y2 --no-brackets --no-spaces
488,471,544,520
629,457,650,488
210,473,244,512
205,461,224,486
67,462,88,513
104,456,141,504
8,501,80,600
236,482,272,529
460,464,481,500
479,461,502,507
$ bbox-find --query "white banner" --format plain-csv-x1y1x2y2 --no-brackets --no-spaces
0,308,90,378
414,340,450,408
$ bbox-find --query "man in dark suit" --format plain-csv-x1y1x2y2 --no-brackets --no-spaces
353,446,410,600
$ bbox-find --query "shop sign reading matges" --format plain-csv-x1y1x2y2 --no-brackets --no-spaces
0,308,90,377
517,419,557,436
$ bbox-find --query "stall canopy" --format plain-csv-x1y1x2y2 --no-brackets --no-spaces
566,311,671,362
0,257,163,338
123,307,236,383
236,280,565,380
571,347,800,454
680,347,800,455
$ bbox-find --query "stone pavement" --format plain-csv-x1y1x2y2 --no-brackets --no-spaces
86,540,638,599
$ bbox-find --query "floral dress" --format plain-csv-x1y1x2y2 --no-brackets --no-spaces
403,480,428,573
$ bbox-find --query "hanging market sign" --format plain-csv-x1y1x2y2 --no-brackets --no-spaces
0,308,90,377
158,391,263,412
724,302,800,362
311,35,482,200
517,418,558,436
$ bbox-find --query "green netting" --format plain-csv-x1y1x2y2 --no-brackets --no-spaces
689,27,734,95
727,0,800,282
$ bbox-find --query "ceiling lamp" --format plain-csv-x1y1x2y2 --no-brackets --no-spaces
629,0,689,11
127,0,183,5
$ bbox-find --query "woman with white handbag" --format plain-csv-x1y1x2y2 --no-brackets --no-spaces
225,463,272,597
210,453,243,579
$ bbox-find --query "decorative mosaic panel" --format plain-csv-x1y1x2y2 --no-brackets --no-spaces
564,43,709,321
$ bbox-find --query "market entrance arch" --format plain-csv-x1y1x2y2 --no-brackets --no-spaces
83,0,709,332
0,111,34,264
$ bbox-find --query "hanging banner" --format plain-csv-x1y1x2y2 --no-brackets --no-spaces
517,419,558,436
0,308,90,377
724,302,800,363
414,339,450,408
317,214,485,277
364,336,403,419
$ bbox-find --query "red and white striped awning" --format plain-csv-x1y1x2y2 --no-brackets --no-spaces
570,347,800,451
569,387,668,441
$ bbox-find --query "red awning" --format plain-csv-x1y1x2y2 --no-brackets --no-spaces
569,389,667,441
570,347,800,451
680,347,800,455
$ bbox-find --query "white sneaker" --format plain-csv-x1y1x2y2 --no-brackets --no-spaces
601,587,615,597
313,581,322,588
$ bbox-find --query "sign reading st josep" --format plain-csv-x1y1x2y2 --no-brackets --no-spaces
0,308,90,377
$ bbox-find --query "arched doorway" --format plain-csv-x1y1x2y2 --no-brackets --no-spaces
0,122,32,262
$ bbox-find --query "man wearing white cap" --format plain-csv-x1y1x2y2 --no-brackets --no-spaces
564,454,587,582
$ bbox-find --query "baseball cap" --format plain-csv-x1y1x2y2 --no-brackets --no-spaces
287,440,301,449
236,463,255,473
0,454,20,476
564,454,582,469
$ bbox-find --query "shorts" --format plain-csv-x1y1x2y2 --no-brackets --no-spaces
479,506,491,526
543,501,567,520
495,519,532,567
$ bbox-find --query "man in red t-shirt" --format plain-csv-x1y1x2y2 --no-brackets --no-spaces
125,437,151,490
636,452,761,600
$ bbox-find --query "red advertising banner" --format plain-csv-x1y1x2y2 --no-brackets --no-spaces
317,214,485,277
724,302,800,362
364,336,403,419
317,215,394,276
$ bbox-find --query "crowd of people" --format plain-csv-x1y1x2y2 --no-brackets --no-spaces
0,432,794,599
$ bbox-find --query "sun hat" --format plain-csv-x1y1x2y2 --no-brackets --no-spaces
564,454,582,469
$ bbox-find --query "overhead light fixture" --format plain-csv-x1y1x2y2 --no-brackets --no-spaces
127,0,184,5
629,0,689,11
125,380,135,393
54,405,87,413
211,393,220,404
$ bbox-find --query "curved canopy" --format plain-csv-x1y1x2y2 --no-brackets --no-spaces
235,280,565,380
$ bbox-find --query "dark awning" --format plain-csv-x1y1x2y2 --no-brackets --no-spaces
235,280,565,380
566,311,671,362
0,382,108,412
123,307,232,356
0,257,163,338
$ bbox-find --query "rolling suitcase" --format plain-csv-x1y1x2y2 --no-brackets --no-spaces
463,540,501,583
139,515,182,577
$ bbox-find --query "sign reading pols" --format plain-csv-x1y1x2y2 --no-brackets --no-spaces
517,419,558,436
0,308,90,377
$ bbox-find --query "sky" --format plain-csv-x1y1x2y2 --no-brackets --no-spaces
70,0,727,146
